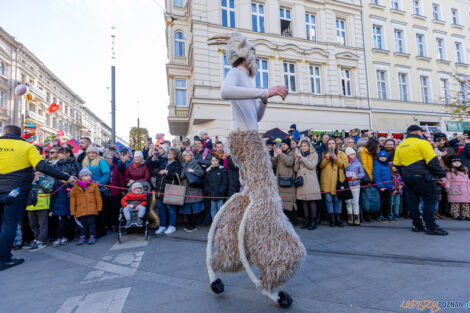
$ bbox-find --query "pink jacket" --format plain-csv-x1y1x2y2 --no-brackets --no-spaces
445,171,470,203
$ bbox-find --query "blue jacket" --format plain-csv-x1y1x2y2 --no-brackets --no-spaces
87,159,110,191
50,158,81,216
373,151,393,190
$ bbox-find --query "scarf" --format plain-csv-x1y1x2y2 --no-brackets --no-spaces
214,151,224,160
301,150,310,157
78,180,91,189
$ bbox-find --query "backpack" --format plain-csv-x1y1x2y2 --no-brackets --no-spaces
361,186,380,213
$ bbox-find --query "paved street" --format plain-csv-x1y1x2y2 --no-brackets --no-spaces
2,219,469,313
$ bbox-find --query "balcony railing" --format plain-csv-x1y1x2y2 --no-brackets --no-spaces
169,106,189,117
26,111,46,125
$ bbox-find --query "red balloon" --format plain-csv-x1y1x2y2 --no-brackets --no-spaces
48,103,61,113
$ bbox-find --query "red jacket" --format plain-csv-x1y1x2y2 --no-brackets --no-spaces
121,192,147,207
109,163,125,197
124,162,151,185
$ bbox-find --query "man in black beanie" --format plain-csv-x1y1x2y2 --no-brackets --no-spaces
393,125,448,235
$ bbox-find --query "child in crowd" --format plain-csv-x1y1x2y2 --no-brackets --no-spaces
24,171,55,251
444,155,470,220
390,164,404,219
204,155,228,219
199,129,213,151
70,168,102,245
344,147,365,226
373,151,395,222
121,182,147,227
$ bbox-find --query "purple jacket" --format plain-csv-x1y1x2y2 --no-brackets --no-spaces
109,163,125,197
445,171,470,203
345,158,366,187
391,172,404,194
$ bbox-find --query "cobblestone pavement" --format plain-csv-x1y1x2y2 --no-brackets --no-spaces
2,219,469,313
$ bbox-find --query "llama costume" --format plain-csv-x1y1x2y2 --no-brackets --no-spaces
206,32,306,308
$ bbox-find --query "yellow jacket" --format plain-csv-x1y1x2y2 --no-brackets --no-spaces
319,151,348,194
393,134,445,178
359,147,373,181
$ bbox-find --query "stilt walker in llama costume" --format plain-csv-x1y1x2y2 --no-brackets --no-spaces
206,32,306,308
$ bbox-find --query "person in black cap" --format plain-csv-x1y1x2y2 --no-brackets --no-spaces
288,124,300,141
393,125,448,235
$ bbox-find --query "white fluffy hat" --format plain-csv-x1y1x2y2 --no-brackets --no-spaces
225,32,255,66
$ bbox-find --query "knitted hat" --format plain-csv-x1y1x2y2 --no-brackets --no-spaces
449,155,462,163
134,151,144,159
265,138,274,146
131,182,143,191
86,145,99,154
290,124,297,130
281,138,291,147
345,147,356,156
406,125,422,133
433,132,447,142
159,144,169,155
79,168,92,178
377,150,389,159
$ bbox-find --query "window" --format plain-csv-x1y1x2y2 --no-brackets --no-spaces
341,68,352,96
53,117,57,129
416,34,425,56
373,25,383,50
336,19,346,45
252,3,265,33
309,65,321,95
459,81,468,103
391,0,400,10
223,55,231,78
412,0,421,15
436,38,446,60
451,8,460,25
174,32,185,57
398,73,409,101
376,70,388,99
175,79,187,107
305,14,316,41
0,62,4,75
280,8,292,37
221,0,235,28
255,59,268,88
370,0,379,4
432,3,441,20
394,29,404,53
420,75,430,103
174,0,183,7
455,42,464,63
0,91,4,108
440,78,451,104
283,62,296,92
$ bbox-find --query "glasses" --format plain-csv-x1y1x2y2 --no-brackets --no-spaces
50,151,57,154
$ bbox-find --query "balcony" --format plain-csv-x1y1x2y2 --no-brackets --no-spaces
26,111,46,125
29,87,47,101
168,105,189,135
75,116,86,129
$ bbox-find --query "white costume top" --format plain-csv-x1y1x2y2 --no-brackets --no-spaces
220,66,268,131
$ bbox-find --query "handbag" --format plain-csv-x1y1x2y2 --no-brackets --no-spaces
186,171,204,188
278,176,293,187
163,173,187,206
294,176,304,187
336,167,353,200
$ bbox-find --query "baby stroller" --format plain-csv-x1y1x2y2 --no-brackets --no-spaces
117,181,152,243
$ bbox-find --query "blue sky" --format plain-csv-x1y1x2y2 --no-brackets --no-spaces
0,0,169,140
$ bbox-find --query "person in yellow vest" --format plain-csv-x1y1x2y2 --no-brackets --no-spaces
393,125,448,236
0,125,77,271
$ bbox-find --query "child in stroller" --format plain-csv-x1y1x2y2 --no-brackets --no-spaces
121,183,148,227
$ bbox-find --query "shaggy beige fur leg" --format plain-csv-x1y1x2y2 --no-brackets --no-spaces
231,130,305,291
210,193,250,273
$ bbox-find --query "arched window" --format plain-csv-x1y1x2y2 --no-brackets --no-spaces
175,32,185,57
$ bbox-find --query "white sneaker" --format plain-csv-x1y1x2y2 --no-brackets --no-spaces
164,226,176,235
52,239,61,247
60,238,68,245
154,227,166,235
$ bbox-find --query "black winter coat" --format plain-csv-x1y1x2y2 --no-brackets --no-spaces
204,165,228,198
226,156,240,197
153,159,183,197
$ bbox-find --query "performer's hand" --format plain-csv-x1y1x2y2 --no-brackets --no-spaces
258,87,267,104
268,85,288,100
